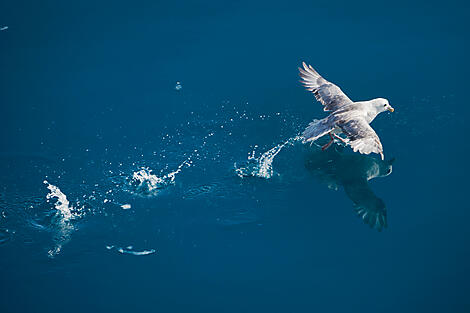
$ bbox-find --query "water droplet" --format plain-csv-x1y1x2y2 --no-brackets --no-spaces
175,81,182,91
121,204,131,210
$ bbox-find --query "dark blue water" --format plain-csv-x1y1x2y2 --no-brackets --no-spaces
1,1,469,312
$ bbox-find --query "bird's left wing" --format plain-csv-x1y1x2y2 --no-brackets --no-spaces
337,118,384,160
299,62,353,111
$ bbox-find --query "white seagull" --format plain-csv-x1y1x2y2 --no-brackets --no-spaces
299,62,394,160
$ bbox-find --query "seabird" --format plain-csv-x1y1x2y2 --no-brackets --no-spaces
299,62,394,160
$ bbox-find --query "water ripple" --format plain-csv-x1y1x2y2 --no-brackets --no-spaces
0,228,11,245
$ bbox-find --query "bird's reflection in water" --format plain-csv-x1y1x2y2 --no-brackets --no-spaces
303,144,394,231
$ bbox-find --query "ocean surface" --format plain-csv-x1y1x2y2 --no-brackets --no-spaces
1,1,469,312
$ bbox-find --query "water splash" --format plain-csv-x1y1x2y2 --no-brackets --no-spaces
127,158,192,196
235,136,302,179
43,180,83,257
44,180,75,221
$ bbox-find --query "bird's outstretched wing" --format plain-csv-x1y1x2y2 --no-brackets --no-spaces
299,62,353,111
337,118,384,160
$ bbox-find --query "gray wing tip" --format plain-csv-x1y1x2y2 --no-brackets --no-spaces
299,63,321,90
300,61,320,76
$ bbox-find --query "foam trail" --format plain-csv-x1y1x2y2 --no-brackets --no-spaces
117,248,156,256
235,136,302,179
107,245,156,256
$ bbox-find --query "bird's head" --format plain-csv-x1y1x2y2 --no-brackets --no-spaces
374,98,394,113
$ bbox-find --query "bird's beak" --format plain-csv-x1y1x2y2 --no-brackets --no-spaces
388,107,394,112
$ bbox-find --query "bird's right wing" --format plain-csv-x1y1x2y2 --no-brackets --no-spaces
299,62,353,111
337,117,384,160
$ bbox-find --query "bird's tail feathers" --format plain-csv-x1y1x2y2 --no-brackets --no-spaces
302,118,334,143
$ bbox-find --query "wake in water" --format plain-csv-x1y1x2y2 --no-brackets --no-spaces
0,109,306,257
44,180,84,257
234,136,302,179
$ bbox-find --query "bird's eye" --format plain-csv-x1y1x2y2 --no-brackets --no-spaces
383,104,387,107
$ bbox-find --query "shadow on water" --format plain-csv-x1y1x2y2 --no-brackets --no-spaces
303,144,394,231
230,135,394,231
